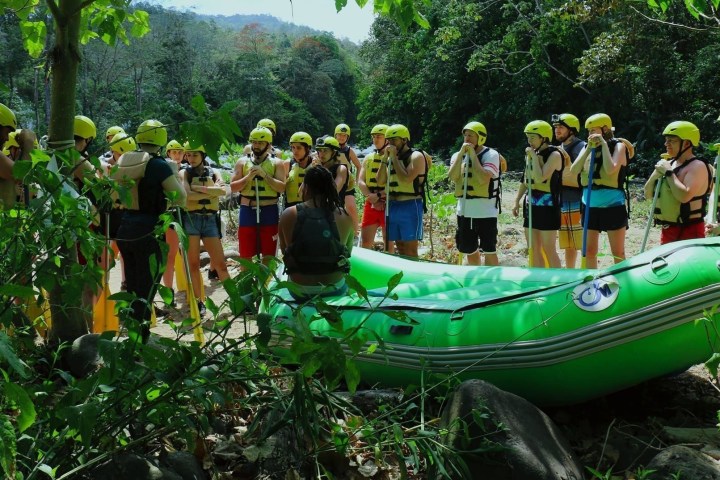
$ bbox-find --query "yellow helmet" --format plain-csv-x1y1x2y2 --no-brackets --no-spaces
0,103,17,129
524,120,552,141
585,113,612,130
385,124,410,141
136,120,167,146
110,132,137,154
249,127,273,144
662,121,700,147
315,135,340,150
183,142,206,153
462,121,488,145
106,125,125,139
5,130,19,149
370,124,389,136
551,113,580,133
165,139,184,151
256,118,276,134
74,115,97,140
289,131,313,148
335,123,351,137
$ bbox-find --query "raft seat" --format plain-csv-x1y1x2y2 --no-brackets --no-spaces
367,276,463,299
416,280,521,301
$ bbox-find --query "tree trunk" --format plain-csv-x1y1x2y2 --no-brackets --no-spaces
47,0,91,344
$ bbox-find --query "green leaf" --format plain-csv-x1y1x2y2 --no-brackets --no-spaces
3,383,36,432
0,284,36,299
130,10,151,38
335,0,349,12
386,271,404,295
706,353,720,379
345,275,368,302
0,414,16,478
60,403,102,448
344,358,361,393
19,20,46,58
0,333,29,379
190,95,209,115
158,285,173,305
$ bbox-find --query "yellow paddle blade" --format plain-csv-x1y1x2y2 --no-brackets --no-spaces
25,291,51,337
92,273,117,333
174,252,187,291
187,292,204,344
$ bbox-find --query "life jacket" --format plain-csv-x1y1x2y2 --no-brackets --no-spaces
389,148,432,212
561,138,586,189
240,155,279,201
581,138,632,190
285,158,310,205
526,146,564,203
283,203,351,275
325,157,350,197
337,148,356,192
186,163,219,212
654,157,712,226
453,147,501,203
110,152,167,215
363,151,385,192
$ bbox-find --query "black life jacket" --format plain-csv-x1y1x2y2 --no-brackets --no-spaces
283,203,351,275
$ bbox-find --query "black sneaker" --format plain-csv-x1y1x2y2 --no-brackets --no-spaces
208,269,219,280
197,301,207,316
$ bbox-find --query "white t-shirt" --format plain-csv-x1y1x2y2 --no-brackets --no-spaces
452,147,500,219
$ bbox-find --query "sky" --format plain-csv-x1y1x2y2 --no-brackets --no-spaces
150,0,377,44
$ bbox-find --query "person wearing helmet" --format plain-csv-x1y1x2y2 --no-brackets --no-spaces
376,124,428,257
568,113,629,267
335,123,361,232
180,143,230,315
102,125,125,161
242,119,282,157
284,131,315,209
552,113,586,268
0,104,36,210
113,119,186,342
644,121,710,244
448,121,501,266
279,165,354,301
314,135,352,206
72,115,99,185
514,120,563,268
230,126,286,265
358,124,393,251
161,139,187,296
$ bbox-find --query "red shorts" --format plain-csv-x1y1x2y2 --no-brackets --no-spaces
361,199,386,227
660,222,705,245
238,225,279,258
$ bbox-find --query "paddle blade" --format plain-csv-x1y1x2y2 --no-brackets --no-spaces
174,252,188,291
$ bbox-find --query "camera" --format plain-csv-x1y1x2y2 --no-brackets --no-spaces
551,114,561,124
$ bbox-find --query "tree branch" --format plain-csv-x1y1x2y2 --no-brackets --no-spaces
629,6,711,32
69,0,98,18
45,0,63,25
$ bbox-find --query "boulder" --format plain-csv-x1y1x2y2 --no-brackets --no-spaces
91,453,182,480
439,379,583,480
160,451,207,480
66,333,102,378
645,445,720,479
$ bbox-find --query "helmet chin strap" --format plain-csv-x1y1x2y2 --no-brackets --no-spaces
673,141,692,161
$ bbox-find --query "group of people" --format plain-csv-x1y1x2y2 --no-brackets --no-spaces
452,113,714,270
2,100,718,339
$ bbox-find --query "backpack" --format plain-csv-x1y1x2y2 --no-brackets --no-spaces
283,204,350,275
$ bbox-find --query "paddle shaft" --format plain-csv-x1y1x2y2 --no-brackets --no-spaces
580,148,597,269
640,153,671,253
176,207,204,344
255,178,261,258
711,146,720,225
384,157,391,252
526,152,533,267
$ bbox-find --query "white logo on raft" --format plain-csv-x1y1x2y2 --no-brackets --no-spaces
572,275,620,312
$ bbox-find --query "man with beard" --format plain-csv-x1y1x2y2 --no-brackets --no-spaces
552,113,586,268
230,127,286,266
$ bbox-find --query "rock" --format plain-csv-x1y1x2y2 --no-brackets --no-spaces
160,451,207,480
645,445,720,479
439,379,583,480
91,453,182,480
224,249,241,261
66,333,102,378
345,389,404,415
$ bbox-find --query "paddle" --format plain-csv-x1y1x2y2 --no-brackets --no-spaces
255,177,261,259
92,212,117,333
384,156,391,252
177,207,204,344
580,148,597,269
526,152,534,267
458,153,470,265
640,153,671,253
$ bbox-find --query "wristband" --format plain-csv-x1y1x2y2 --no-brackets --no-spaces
665,170,674,178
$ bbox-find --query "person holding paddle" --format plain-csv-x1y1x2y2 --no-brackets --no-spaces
230,127,286,267
448,121,501,266
644,121,711,244
569,113,628,268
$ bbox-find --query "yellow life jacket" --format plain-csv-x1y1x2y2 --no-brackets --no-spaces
285,159,309,205
389,148,430,196
240,156,279,201
186,165,219,212
580,138,628,190
453,147,500,200
654,158,712,225
363,152,385,192
338,151,356,192
525,146,563,195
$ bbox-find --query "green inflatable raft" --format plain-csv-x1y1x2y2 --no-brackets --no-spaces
265,238,720,406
